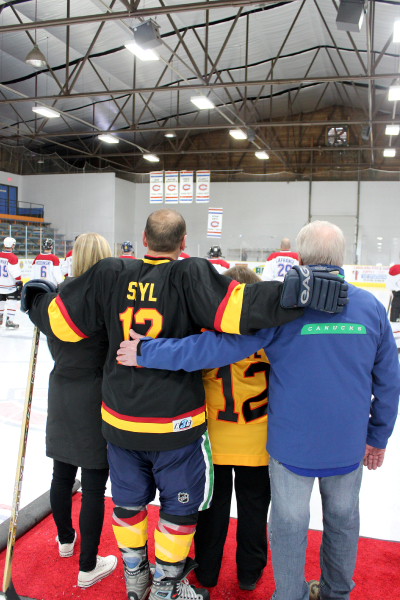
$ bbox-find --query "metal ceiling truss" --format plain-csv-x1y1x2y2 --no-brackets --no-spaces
0,0,398,176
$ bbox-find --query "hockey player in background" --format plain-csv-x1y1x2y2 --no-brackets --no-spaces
206,246,230,274
386,264,400,322
121,241,136,259
262,237,299,282
32,238,63,285
0,236,22,329
61,236,80,278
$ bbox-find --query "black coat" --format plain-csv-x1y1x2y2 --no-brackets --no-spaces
46,279,109,469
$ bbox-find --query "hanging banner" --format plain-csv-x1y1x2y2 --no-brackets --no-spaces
207,207,223,238
179,171,193,203
150,171,164,203
196,170,210,203
165,171,179,204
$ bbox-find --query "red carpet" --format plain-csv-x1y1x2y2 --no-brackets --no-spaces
1,494,400,599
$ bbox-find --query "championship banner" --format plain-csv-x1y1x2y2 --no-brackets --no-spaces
207,207,223,238
196,170,210,203
165,171,179,203
150,171,163,203
179,171,193,203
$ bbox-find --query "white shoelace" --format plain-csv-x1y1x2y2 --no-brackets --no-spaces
177,578,200,600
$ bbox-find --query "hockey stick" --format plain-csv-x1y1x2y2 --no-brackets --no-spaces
2,326,40,600
387,294,392,317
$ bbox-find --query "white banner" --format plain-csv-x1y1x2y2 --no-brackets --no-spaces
179,171,193,203
196,170,210,203
150,171,164,203
207,207,223,238
165,171,179,203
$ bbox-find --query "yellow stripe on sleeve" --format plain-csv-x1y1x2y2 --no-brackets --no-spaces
220,283,245,334
48,297,85,342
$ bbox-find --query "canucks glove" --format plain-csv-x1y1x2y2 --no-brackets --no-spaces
20,279,57,313
281,265,349,313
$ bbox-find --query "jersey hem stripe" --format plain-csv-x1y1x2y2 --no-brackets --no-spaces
101,402,206,423
101,407,206,433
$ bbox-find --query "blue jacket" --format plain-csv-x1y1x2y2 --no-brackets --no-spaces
137,276,400,470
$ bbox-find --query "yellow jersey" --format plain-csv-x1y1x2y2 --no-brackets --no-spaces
202,349,270,467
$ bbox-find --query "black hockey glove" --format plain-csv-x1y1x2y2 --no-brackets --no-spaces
15,280,23,301
20,279,57,313
281,265,349,313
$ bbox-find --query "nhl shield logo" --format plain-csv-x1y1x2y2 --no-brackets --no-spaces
178,492,189,504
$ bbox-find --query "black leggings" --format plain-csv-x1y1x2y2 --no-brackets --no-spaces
194,464,270,586
50,460,109,572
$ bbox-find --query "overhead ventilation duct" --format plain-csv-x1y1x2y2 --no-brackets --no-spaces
132,20,162,50
336,0,365,33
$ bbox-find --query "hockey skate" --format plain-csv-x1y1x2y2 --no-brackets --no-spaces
124,559,153,600
149,558,210,600
6,317,19,329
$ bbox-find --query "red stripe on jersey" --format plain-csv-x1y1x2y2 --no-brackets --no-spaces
66,249,73,258
101,402,205,424
267,251,298,261
209,258,230,269
389,264,400,276
0,251,19,265
214,279,239,332
121,255,136,259
179,252,190,259
33,253,60,265
113,510,147,526
144,254,173,262
54,296,88,339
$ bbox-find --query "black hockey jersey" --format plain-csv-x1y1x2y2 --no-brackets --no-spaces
29,256,301,451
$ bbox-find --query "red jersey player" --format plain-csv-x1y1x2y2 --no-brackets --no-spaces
207,246,230,274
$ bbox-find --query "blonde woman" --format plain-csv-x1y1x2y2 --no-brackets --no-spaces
45,233,117,588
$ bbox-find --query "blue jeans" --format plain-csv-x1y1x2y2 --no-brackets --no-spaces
268,457,363,600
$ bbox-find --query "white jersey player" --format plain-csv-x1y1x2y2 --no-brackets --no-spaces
0,237,22,329
262,238,299,282
61,248,73,277
32,238,63,286
206,245,230,274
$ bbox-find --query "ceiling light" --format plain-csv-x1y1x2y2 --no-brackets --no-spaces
98,134,119,144
25,44,46,68
32,106,60,118
394,21,400,43
255,151,269,159
336,0,364,33
124,41,159,61
383,148,396,157
37,158,44,164
377,237,383,240
388,86,400,101
385,125,400,136
190,96,215,110
143,154,160,162
164,131,176,138
229,129,247,140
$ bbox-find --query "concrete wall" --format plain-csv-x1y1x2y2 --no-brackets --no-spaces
1,170,399,265
21,173,116,249
114,178,136,254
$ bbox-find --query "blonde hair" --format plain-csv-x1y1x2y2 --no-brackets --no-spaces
72,233,112,277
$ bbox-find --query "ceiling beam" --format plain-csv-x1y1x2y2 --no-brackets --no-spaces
0,1,294,33
0,73,397,105
2,118,398,141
